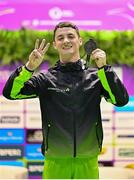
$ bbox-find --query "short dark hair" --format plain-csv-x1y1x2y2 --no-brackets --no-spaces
53,22,80,40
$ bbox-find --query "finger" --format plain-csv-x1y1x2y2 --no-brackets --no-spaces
35,39,39,49
92,55,99,61
39,39,46,50
93,54,103,60
92,48,103,55
92,52,105,59
42,43,50,53
95,52,105,57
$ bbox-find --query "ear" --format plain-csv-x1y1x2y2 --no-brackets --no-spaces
79,37,83,46
53,41,57,49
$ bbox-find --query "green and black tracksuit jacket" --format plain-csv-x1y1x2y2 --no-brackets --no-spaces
2,60,129,159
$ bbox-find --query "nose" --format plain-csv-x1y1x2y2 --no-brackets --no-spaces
63,37,70,43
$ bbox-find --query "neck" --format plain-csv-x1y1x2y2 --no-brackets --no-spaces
59,53,80,64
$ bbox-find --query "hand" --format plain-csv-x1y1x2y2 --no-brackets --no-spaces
91,48,107,68
26,39,50,71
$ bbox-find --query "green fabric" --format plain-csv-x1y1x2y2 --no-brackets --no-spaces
42,156,99,179
98,68,116,104
10,66,37,99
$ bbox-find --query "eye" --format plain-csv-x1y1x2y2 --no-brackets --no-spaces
68,35,74,39
57,36,64,41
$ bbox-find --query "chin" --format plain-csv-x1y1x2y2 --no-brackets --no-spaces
62,50,74,56
62,48,74,53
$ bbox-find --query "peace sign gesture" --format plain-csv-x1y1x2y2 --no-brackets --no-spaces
26,39,50,71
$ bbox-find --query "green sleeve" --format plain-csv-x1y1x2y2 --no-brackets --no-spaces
11,66,37,99
3,66,38,100
98,67,116,104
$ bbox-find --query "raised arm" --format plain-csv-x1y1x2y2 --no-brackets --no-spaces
91,48,129,106
3,39,50,100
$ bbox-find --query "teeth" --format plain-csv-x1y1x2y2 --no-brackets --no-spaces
63,46,72,49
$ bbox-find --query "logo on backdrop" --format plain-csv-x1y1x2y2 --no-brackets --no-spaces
27,161,44,176
0,116,20,124
0,145,24,160
26,129,43,144
118,148,134,158
25,144,44,160
0,129,24,144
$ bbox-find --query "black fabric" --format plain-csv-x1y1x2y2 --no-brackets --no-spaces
2,61,129,158
51,59,84,72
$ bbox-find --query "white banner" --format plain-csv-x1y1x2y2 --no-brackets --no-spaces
0,112,24,128
26,113,42,129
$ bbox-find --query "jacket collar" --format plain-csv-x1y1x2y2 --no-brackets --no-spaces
54,59,85,72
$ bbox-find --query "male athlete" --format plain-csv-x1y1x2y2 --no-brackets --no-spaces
3,22,129,179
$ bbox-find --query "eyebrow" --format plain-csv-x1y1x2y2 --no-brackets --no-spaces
57,33,75,38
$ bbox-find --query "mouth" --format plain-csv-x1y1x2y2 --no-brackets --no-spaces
62,45,72,50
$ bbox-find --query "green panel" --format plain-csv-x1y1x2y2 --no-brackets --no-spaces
98,68,116,104
10,66,37,99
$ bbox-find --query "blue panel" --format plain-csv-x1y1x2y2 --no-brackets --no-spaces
0,129,25,144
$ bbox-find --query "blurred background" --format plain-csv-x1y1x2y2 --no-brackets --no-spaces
0,0,134,179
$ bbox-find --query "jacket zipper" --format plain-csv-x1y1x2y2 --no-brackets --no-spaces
70,75,77,158
45,123,51,151
72,110,76,157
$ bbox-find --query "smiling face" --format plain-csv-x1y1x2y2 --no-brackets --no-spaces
53,27,82,63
